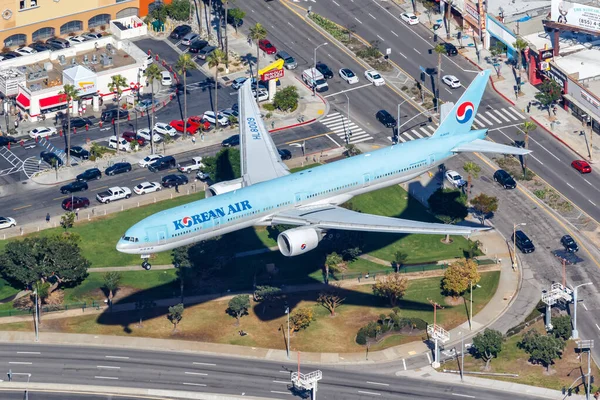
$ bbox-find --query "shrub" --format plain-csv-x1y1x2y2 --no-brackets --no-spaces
410,318,428,331
356,327,368,345
262,103,276,111
273,86,299,112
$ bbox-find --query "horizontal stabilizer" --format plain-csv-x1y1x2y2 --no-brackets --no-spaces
452,138,532,155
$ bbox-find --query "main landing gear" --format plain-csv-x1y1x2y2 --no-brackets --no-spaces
141,255,151,270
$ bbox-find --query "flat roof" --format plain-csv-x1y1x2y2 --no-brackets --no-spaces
554,49,600,80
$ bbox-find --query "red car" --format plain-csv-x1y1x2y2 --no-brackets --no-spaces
571,160,592,174
188,116,212,131
170,119,200,134
62,196,90,211
122,131,146,146
259,39,277,55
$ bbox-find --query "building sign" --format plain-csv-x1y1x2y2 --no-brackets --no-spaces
540,49,554,59
261,69,284,81
582,90,600,109
478,0,486,37
62,66,98,97
464,0,480,27
551,0,600,34
545,63,568,89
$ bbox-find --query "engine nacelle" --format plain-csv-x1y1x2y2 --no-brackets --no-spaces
205,177,244,197
277,227,323,257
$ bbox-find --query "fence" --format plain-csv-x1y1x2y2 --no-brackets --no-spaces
0,301,101,318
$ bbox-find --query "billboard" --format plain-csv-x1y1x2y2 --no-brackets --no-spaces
261,69,284,81
551,0,600,33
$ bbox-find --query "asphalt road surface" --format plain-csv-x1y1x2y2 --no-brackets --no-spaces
0,391,154,400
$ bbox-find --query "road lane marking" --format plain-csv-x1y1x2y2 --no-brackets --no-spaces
376,34,384,41
53,196,69,201
445,88,453,95
279,371,289,374
451,394,475,398
273,380,289,384
493,109,511,122
94,376,118,380
183,383,207,386
323,83,373,98
566,182,574,189
355,17,363,24
271,391,291,395
9,362,32,365
326,134,341,147
131,177,146,181
16,352,40,355
369,13,376,19
96,186,108,191
97,366,120,369
391,30,398,37
193,362,216,366
358,391,381,396
596,323,600,331
367,381,390,386
400,52,407,59
530,154,544,165
583,178,592,186
332,0,340,5
526,136,561,161
582,302,588,311
12,204,31,211
590,200,597,206
402,358,407,370
185,372,208,376
105,356,129,359
413,48,421,54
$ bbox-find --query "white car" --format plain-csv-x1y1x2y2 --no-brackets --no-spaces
29,126,57,139
68,36,87,44
137,128,162,143
161,71,172,86
401,12,419,25
445,170,467,188
0,216,16,230
108,136,130,151
83,32,103,40
339,68,359,84
133,181,162,195
15,46,37,56
203,111,229,126
252,88,269,102
442,75,461,89
364,69,385,86
153,122,178,137
196,170,210,181
138,154,163,168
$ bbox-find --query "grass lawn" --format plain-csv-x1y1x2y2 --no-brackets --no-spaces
462,320,600,392
0,278,20,301
2,272,500,354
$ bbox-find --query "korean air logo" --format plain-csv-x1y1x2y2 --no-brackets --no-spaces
456,101,475,124
300,243,307,250
180,216,193,228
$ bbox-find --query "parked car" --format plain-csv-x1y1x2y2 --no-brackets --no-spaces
139,154,163,168
493,169,516,189
513,230,535,253
62,196,90,211
197,45,217,60
170,119,200,134
83,32,103,40
64,117,92,129
148,155,176,173
252,88,269,102
571,159,592,173
46,37,70,49
231,77,247,90
15,46,37,56
134,182,162,195
154,122,178,136
28,42,53,52
364,70,385,86
316,62,334,79
76,168,102,181
276,51,297,69
560,235,579,252
135,99,160,112
60,180,88,194
68,35,87,44
1,52,20,59
0,136,17,147
122,131,146,146
181,32,199,46
445,170,467,188
259,39,277,55
161,71,172,86
278,149,292,160
40,151,63,167
108,136,130,151
69,146,90,160
222,135,240,147
203,111,229,126
443,42,458,56
161,174,189,188
136,128,162,143
376,110,397,128
170,25,192,39
105,162,132,176
339,68,359,84
189,39,209,53
29,126,57,139
101,109,128,122
401,12,419,25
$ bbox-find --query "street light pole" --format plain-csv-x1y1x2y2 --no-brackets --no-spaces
33,289,39,342
344,93,350,144
572,282,593,340
460,332,464,382
512,222,526,270
285,306,290,359
469,280,473,330
396,100,408,143
312,42,328,96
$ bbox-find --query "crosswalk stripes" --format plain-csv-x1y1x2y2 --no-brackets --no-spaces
320,112,373,145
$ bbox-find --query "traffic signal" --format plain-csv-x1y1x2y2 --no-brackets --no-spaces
416,81,422,91
568,388,572,396
434,33,438,42
457,31,462,40
420,72,426,82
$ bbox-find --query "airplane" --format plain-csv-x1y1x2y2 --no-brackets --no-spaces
117,69,530,270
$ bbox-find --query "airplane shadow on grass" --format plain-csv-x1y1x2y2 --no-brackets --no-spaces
96,168,486,333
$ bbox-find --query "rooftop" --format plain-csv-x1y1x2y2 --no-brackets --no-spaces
554,48,600,80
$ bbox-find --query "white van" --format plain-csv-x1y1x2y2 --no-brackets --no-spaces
302,68,328,92
108,136,130,151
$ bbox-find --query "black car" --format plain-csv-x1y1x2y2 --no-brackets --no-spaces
105,162,132,176
46,37,70,49
226,10,244,27
0,136,17,146
513,230,535,254
316,62,334,79
29,42,53,52
101,109,129,122
76,168,102,181
162,174,189,188
444,43,458,56
222,135,240,147
62,196,90,211
69,146,90,160
60,180,88,194
170,25,192,39
493,169,516,189
376,110,397,128
278,149,292,160
0,52,19,60
149,155,177,173
40,151,63,167
560,235,579,252
63,117,92,130
189,39,209,53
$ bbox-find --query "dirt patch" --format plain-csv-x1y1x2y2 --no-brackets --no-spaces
444,296,464,306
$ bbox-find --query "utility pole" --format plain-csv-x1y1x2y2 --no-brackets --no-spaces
469,280,473,330
33,289,39,342
577,340,594,400
344,94,350,144
460,331,464,382
285,305,290,359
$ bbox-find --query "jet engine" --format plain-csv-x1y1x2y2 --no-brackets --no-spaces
277,227,323,257
205,177,244,197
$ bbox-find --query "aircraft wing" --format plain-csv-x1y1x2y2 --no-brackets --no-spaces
452,138,532,155
271,205,489,235
238,80,290,186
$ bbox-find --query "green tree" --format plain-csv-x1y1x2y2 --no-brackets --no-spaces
249,23,268,94
470,193,499,224
167,0,191,21
433,43,446,110
534,79,562,117
472,329,503,370
253,285,281,313
167,303,184,331
551,315,572,341
144,63,163,154
427,188,468,243
489,42,507,78
161,130,174,154
464,239,481,259
520,329,565,372
172,245,193,303
102,271,121,303
317,284,345,316
442,258,480,298
150,4,168,23
290,306,314,332
202,147,241,183
462,161,481,197
108,75,128,153
206,49,227,128
518,121,537,178
324,252,344,283
372,273,408,306
227,294,250,325
424,1,436,25
228,8,246,33
175,53,198,137
60,212,75,231
392,251,408,273
273,86,299,112
58,84,80,167
512,37,529,84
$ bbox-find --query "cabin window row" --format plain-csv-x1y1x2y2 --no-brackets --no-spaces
375,162,426,180
307,181,359,199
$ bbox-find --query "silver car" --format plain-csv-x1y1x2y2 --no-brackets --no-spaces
181,32,199,46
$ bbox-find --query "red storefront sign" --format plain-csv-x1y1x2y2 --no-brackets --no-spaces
261,69,284,81
39,94,68,110
16,93,30,109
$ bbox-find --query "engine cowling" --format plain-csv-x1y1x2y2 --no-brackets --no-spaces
277,227,322,257
205,177,244,197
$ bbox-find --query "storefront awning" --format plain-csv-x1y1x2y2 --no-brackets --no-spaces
16,93,30,109
39,94,68,110
563,94,600,122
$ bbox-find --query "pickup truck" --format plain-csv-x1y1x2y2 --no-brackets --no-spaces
96,186,132,204
178,156,205,174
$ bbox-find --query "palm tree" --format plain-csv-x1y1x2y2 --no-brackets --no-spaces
144,64,162,155
102,271,121,305
206,49,226,129
222,0,230,71
175,53,198,137
513,37,529,87
519,121,536,178
434,43,446,111
108,74,128,153
59,84,80,167
463,161,481,197
249,23,268,95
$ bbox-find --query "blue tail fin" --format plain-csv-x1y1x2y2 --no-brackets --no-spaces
431,69,491,139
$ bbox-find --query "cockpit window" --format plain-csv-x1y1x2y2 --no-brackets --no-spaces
121,235,139,243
